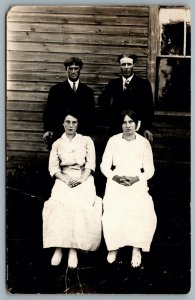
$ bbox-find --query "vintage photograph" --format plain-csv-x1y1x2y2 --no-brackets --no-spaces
6,5,191,294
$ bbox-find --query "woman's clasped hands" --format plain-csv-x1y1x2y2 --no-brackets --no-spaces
68,177,83,188
62,174,83,188
113,175,139,186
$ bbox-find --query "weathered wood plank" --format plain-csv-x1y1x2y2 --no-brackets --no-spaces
7,101,44,112
153,115,190,129
7,111,43,122
7,81,52,92
8,6,149,16
7,91,48,102
7,23,148,36
153,122,190,131
7,151,49,161
7,140,47,152
7,131,43,142
7,32,148,47
7,13,149,26
7,42,149,56
7,51,148,63
155,111,190,117
7,120,43,132
153,131,190,140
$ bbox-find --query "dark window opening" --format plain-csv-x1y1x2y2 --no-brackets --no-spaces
155,57,190,112
161,22,184,55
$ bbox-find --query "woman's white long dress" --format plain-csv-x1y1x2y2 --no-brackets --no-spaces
42,133,102,251
100,133,157,252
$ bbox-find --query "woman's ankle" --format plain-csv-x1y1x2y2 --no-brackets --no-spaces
68,248,78,268
107,250,118,263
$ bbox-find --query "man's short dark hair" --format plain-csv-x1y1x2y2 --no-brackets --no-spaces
64,57,83,70
117,54,137,64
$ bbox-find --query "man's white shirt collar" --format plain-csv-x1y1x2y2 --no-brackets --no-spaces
123,74,134,89
68,79,79,90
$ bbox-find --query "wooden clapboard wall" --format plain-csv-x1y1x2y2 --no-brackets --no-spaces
7,5,150,165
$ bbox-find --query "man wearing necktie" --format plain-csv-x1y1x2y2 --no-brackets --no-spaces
98,54,154,141
43,57,95,149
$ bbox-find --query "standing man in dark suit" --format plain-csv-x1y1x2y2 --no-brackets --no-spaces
98,54,154,141
43,57,95,149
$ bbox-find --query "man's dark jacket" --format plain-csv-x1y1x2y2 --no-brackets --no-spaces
43,80,95,141
98,75,154,134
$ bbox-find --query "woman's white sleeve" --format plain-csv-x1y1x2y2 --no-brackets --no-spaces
100,138,117,179
48,141,61,177
139,140,155,181
85,137,96,172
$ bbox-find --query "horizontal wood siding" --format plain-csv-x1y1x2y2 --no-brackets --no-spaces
7,5,150,162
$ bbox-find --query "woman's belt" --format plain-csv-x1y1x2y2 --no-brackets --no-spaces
61,165,84,177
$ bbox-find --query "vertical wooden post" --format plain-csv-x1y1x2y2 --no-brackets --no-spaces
148,5,159,102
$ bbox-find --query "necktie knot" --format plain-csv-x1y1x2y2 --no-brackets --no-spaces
124,79,129,90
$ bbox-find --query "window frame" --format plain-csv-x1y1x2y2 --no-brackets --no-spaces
148,6,191,115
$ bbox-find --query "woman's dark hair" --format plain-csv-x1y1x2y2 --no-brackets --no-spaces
63,109,80,122
116,110,138,130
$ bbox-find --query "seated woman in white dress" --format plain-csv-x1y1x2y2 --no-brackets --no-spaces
100,110,157,268
42,110,102,268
